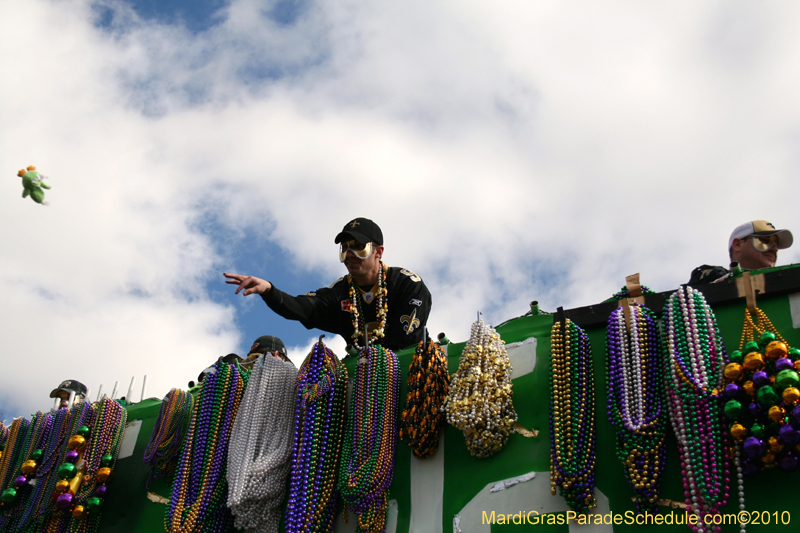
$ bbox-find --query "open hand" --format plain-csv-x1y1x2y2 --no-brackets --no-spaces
224,272,272,296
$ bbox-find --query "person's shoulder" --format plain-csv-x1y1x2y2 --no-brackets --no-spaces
687,264,730,286
304,277,347,297
387,266,425,284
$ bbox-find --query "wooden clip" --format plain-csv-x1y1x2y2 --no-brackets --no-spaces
742,271,757,312
617,273,645,328
621,298,632,330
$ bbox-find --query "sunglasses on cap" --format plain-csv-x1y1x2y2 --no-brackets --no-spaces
339,240,374,262
744,234,779,252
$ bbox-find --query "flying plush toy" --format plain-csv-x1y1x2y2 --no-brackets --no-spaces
17,165,50,205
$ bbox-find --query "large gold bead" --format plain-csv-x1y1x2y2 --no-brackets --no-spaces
55,480,70,493
72,505,85,518
783,387,800,405
68,435,86,451
20,460,37,476
769,405,786,423
766,341,789,361
95,468,112,483
769,436,784,453
743,380,756,397
730,423,747,440
743,352,766,372
794,360,800,373
724,363,743,380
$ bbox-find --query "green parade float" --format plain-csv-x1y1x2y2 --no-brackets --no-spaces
3,263,800,532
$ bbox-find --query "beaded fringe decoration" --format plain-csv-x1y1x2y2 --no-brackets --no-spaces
167,360,247,533
664,286,734,532
444,319,517,459
144,389,194,489
25,403,94,533
549,318,597,514
605,303,667,515
399,339,450,459
227,355,298,533
722,306,800,474
285,340,348,533
338,344,400,533
0,412,51,529
50,398,127,533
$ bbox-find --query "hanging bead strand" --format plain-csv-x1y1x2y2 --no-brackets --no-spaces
664,285,731,532
338,344,400,533
285,339,348,533
550,318,597,514
606,302,667,516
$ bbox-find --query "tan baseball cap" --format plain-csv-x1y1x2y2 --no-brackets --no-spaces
729,220,793,250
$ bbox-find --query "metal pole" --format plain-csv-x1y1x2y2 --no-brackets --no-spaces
96,384,104,402
126,376,136,402
110,381,119,400
67,391,76,409
140,375,148,402
53,397,60,411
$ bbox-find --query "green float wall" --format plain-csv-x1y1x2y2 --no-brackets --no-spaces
100,287,800,533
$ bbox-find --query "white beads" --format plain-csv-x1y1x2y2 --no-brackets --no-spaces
227,355,298,533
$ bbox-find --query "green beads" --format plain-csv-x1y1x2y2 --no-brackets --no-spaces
757,385,779,406
729,350,743,364
101,454,114,467
1,488,18,505
724,400,743,420
58,462,77,480
76,425,90,438
759,331,776,348
776,369,800,390
30,449,43,462
85,496,103,514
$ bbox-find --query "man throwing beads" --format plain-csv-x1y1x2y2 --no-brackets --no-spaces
688,220,794,285
224,217,432,353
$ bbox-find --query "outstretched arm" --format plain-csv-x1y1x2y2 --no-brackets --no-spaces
223,272,272,296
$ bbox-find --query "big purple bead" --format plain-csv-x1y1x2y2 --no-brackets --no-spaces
724,383,740,398
55,492,74,511
776,357,794,372
94,485,108,498
14,476,28,488
743,436,765,458
753,370,770,387
779,424,800,445
65,450,80,464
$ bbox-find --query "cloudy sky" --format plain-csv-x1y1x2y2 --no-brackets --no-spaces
3,0,800,420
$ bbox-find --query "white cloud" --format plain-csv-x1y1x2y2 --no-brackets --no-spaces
3,0,800,417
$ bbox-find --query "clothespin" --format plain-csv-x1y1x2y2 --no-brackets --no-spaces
619,273,644,329
742,271,757,315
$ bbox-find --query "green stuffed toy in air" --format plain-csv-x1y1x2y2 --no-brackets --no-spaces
17,165,50,205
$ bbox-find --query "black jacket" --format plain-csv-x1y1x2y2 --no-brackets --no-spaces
262,266,432,352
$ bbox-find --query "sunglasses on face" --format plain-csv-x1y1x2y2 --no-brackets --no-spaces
339,240,373,262
745,234,779,252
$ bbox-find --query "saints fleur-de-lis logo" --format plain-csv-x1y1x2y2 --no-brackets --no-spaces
349,220,360,228
400,309,420,334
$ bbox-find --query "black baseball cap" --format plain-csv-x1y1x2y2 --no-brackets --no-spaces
49,380,88,401
334,218,383,246
249,335,287,357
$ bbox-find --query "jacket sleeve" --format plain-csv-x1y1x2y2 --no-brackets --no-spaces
261,284,340,331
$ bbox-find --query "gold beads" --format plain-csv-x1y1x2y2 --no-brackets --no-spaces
21,460,37,476
68,435,86,451
96,467,112,483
